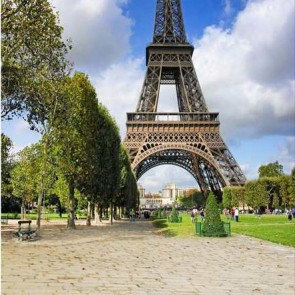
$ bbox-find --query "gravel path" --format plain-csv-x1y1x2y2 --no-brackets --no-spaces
1,219,294,295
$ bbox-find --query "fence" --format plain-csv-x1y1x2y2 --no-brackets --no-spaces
195,221,231,236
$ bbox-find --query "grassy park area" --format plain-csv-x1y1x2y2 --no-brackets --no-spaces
153,213,295,247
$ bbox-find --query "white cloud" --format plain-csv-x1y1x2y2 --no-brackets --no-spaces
223,0,234,16
51,0,133,74
139,165,198,193
92,58,145,138
193,0,295,140
275,136,295,173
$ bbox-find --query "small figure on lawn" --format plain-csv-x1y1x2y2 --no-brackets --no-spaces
287,210,292,221
191,211,195,223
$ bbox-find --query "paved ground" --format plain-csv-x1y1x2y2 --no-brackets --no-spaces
1,219,295,295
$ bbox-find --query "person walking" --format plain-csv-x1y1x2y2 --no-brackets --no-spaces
130,209,135,222
234,208,239,222
287,210,292,221
190,211,195,223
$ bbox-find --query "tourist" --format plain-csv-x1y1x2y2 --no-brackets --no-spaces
230,208,235,220
287,210,292,221
200,209,205,221
234,208,239,222
130,209,135,222
190,211,195,223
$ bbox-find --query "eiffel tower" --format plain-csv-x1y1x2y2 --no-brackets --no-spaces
123,0,246,200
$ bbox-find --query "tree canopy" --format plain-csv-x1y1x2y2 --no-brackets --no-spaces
1,0,71,120
258,161,284,178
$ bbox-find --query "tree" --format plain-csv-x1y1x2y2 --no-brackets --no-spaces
278,175,295,209
202,192,227,237
245,180,267,210
117,146,138,213
10,143,43,218
2,1,71,233
258,161,284,178
222,187,232,209
231,186,246,209
1,0,71,119
1,133,14,196
52,73,100,229
178,195,192,208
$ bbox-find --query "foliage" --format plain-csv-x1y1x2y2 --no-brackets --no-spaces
258,161,284,178
278,175,295,208
169,203,180,222
177,195,192,208
1,133,14,195
52,72,101,228
222,187,232,209
245,180,267,209
1,0,71,119
10,143,43,206
1,195,22,213
117,145,138,210
178,190,205,208
202,193,227,237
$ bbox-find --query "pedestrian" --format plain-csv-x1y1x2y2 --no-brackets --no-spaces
288,210,292,221
190,211,195,223
200,210,205,221
130,209,135,222
230,208,235,220
234,208,239,222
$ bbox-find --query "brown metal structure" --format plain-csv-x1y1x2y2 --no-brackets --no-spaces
123,0,246,199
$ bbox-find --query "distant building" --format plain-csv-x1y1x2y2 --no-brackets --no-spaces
138,183,199,208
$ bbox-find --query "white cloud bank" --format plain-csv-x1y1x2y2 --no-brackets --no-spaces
193,0,295,140
51,0,132,74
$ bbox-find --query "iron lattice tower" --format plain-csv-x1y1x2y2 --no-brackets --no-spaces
123,0,246,200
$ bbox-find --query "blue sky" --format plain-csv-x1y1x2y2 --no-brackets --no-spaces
2,0,295,193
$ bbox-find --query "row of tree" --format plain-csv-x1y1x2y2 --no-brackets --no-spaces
1,0,139,232
223,162,295,211
1,73,139,229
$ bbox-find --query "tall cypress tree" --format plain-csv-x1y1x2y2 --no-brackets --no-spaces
202,192,227,237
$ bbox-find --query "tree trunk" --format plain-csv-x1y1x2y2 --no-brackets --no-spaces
36,137,49,235
67,178,76,229
86,201,91,226
94,204,101,224
110,203,113,224
21,199,25,220
99,206,103,221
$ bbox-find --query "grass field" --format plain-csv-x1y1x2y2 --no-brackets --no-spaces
153,213,295,247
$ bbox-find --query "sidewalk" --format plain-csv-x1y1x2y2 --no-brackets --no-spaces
1,219,294,294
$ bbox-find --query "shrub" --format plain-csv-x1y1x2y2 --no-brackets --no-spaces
202,192,227,237
169,203,180,222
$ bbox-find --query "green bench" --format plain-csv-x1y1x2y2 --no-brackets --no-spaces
14,220,35,241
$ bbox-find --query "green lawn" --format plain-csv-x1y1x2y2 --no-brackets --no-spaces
153,213,295,247
1,213,70,220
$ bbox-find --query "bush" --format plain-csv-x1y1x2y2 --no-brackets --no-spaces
169,203,180,222
202,193,227,237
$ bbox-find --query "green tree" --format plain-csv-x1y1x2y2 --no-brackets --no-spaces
52,73,100,229
10,143,43,218
231,186,246,209
222,187,232,209
259,177,280,209
258,161,284,178
2,0,71,233
1,133,14,196
1,0,71,119
278,175,295,209
117,146,138,213
245,180,267,210
202,192,226,237
177,195,192,208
